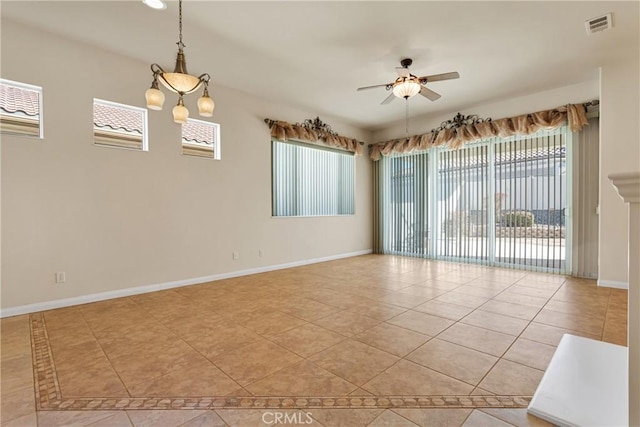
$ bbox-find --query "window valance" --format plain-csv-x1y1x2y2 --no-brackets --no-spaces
264,116,364,155
369,103,591,161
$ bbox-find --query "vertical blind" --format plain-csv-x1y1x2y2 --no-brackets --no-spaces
376,127,570,274
272,140,355,217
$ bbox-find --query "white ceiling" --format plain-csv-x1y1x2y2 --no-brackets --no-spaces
2,1,638,131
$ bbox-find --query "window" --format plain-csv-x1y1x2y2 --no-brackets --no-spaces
93,99,147,151
272,140,355,217
182,118,220,159
378,127,570,273
0,79,43,138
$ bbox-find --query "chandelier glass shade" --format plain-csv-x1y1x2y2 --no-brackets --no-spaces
145,0,214,123
392,76,421,99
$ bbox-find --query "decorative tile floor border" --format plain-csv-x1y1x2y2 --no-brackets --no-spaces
30,313,531,411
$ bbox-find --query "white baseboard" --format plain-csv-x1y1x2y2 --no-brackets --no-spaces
0,249,373,318
597,279,629,289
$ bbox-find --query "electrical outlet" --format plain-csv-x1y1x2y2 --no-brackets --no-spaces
55,272,66,283
259,249,264,258
232,251,239,260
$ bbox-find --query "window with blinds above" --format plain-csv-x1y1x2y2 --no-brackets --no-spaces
93,99,147,151
0,79,43,138
272,140,355,217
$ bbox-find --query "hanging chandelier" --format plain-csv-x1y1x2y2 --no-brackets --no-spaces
145,0,214,124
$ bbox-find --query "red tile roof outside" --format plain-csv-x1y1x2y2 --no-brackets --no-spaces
93,102,143,134
182,120,215,146
0,82,40,117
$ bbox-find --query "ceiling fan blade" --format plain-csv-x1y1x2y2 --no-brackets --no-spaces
381,92,396,105
419,71,460,83
396,67,410,78
420,86,441,101
357,83,391,91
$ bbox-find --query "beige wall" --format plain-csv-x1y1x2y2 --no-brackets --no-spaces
599,59,640,286
0,20,373,309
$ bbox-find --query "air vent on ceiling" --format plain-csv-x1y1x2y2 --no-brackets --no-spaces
585,13,612,35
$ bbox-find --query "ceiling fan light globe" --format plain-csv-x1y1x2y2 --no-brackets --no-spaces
393,80,421,99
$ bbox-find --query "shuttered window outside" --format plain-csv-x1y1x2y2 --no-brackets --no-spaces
272,140,355,217
93,99,147,151
0,79,43,138
182,118,220,159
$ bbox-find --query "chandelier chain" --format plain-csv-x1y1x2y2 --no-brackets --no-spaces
178,0,184,49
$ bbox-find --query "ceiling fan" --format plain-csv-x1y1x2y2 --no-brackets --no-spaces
357,58,460,105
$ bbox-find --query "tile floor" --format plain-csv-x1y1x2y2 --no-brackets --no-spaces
1,255,628,426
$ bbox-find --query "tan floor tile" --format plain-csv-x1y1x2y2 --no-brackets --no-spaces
396,286,448,299
407,339,497,385
183,323,263,359
387,311,454,336
413,300,474,320
362,360,473,395
520,322,600,346
437,323,516,357
368,410,419,426
110,340,212,387
246,360,357,395
369,291,430,309
349,387,375,396
86,412,134,427
506,285,557,299
309,340,399,386
479,300,540,321
0,354,33,396
391,409,472,427
478,360,544,395
462,410,512,426
212,339,302,386
58,365,130,398
471,387,495,395
217,409,318,426
354,323,431,357
480,408,554,427
37,411,121,427
128,363,240,397
126,410,208,427
313,311,381,337
2,412,38,427
492,291,549,308
0,384,35,424
281,299,344,322
452,285,504,299
269,323,345,357
503,338,556,371
179,411,228,427
311,409,383,427
435,292,488,309
543,299,607,319
460,310,529,336
533,309,604,335
348,303,408,321
241,311,308,336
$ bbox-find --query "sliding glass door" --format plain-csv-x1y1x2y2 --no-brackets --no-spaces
378,127,570,273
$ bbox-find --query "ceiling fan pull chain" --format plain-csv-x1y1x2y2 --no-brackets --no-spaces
405,99,409,137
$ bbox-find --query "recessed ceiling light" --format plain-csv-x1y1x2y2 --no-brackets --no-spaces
143,0,166,10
